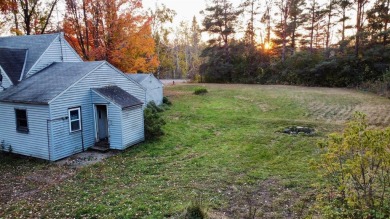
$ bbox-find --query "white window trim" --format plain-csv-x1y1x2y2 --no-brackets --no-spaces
68,107,81,133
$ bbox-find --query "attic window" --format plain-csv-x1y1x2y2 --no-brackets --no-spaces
15,109,29,133
68,107,81,132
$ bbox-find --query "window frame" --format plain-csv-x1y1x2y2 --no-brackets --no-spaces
68,107,82,133
15,108,29,133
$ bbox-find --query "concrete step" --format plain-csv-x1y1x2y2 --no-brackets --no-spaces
89,146,110,153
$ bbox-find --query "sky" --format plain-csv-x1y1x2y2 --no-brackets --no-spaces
142,0,244,25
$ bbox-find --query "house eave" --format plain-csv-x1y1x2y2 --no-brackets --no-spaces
0,99,49,105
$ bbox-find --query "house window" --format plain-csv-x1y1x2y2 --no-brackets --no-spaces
68,107,81,132
15,109,29,133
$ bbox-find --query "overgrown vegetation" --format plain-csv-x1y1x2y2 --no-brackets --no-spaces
194,87,208,95
315,112,390,218
144,101,166,139
183,197,207,219
2,85,390,218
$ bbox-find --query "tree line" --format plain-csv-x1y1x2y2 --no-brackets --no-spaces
1,0,389,89
200,0,390,88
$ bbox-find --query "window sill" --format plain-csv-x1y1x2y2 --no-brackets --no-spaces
69,130,82,134
16,129,29,134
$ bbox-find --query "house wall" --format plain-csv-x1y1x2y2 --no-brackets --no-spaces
0,103,50,160
121,106,144,149
27,35,82,77
49,63,145,160
0,68,12,91
91,92,123,149
142,76,164,105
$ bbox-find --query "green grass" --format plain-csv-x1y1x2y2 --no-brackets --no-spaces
2,84,390,218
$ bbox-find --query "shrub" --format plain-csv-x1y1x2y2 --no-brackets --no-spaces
315,112,390,218
194,88,208,95
163,96,172,105
183,198,207,219
144,102,166,139
148,101,164,113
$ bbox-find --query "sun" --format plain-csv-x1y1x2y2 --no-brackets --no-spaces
264,42,273,50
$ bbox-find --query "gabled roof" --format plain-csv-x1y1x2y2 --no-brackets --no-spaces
128,74,150,83
0,33,59,77
92,86,143,109
0,48,27,84
0,61,104,104
127,73,163,86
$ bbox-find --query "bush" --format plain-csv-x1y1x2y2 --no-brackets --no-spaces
144,102,166,139
194,88,208,95
183,198,207,219
315,112,390,218
163,96,172,105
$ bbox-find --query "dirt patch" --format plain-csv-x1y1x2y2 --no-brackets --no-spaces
212,179,315,219
0,150,117,211
56,150,118,168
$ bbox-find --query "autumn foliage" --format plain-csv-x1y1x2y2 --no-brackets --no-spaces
316,112,390,218
63,0,158,73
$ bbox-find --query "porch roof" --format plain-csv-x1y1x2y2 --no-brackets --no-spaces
92,86,143,109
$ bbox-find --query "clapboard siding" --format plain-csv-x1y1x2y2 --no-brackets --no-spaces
141,75,163,105
107,104,123,149
27,36,62,76
0,68,12,91
61,40,83,62
27,35,82,77
0,103,50,160
121,106,144,149
91,91,123,149
49,63,145,160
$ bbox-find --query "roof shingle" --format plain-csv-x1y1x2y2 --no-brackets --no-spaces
0,33,59,77
92,86,143,109
0,61,104,104
0,48,27,84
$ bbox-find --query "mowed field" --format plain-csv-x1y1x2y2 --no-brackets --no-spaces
1,84,390,218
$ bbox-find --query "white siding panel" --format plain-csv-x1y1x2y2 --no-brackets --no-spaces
141,76,163,105
0,103,50,160
0,68,13,91
27,36,82,77
27,36,63,77
61,40,83,62
50,63,145,159
121,107,144,149
107,104,123,149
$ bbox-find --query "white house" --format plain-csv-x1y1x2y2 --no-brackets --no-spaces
0,33,146,161
127,74,164,105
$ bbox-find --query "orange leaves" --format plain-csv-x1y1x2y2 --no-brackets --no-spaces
64,0,158,72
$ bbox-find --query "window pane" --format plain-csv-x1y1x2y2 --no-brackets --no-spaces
70,110,79,120
71,121,80,131
16,109,27,120
19,119,28,128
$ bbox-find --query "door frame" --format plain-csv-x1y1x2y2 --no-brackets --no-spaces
94,104,109,142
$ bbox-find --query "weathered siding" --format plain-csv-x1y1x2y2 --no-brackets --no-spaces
142,76,163,105
121,106,144,149
0,103,50,160
61,40,83,62
49,63,145,160
107,104,123,149
0,68,13,91
91,91,123,149
27,35,82,77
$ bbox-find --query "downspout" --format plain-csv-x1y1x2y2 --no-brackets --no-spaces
80,106,85,152
46,120,51,161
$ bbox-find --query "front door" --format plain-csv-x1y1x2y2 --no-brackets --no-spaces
96,105,108,141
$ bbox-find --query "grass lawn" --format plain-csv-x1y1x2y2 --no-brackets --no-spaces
1,84,390,218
